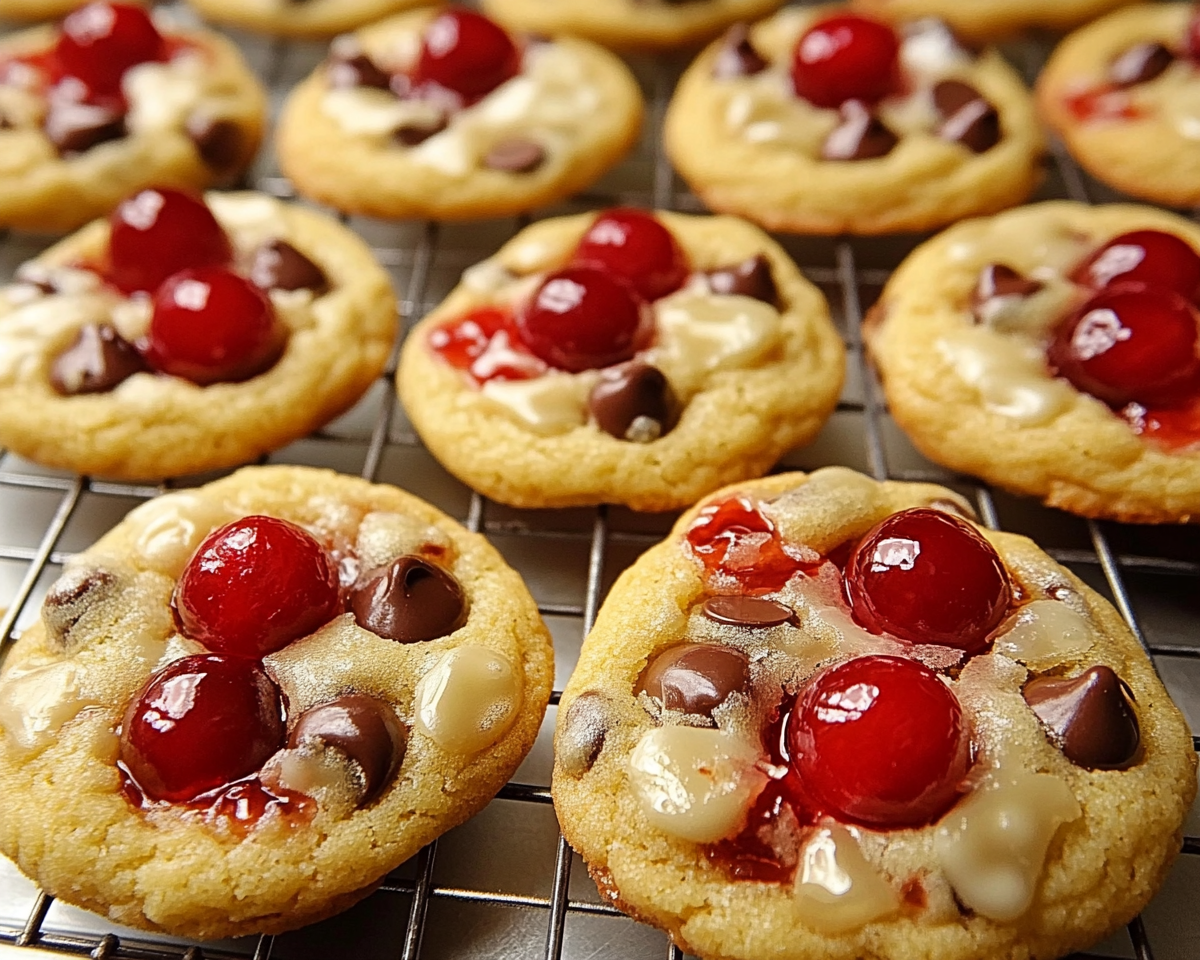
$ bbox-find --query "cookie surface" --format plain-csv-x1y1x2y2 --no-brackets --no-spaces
865,201,1200,523
0,0,90,20
276,8,643,222
0,190,395,479
664,7,1043,235
850,0,1138,43
396,209,845,511
0,465,554,938
185,0,428,39
553,466,1196,960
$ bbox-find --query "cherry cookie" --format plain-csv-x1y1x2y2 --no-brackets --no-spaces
553,466,1196,960
664,7,1043,235
0,2,265,232
0,187,395,479
397,208,844,511
849,0,1138,45
185,0,428,39
275,6,643,222
1037,3,1200,208
0,465,554,937
866,201,1200,523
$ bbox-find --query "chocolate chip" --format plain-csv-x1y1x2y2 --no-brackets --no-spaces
49,324,146,396
821,101,898,161
289,694,407,805
637,642,750,718
328,52,391,90
588,361,675,442
0,112,11,131
926,497,979,522
394,115,447,147
712,23,767,79
702,596,794,629
350,555,466,643
935,85,1001,154
43,566,117,648
186,115,243,174
558,691,616,776
1109,42,1173,88
970,263,1044,324
932,79,981,119
705,255,777,306
1023,666,1141,770
483,137,546,173
249,239,328,294
44,98,126,155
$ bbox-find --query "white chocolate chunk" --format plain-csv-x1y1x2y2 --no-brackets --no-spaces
627,726,766,844
355,511,451,573
900,19,970,77
0,662,88,753
260,742,363,820
124,55,204,134
794,825,900,933
127,492,239,578
320,87,444,136
415,646,521,754
993,599,1095,667
480,371,595,434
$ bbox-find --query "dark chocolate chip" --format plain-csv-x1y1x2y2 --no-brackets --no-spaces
970,263,1043,322
49,324,146,396
350,555,467,643
0,112,11,131
1109,42,1173,89
932,79,981,120
44,98,126,155
558,691,616,776
186,115,243,174
1023,666,1141,770
289,694,407,805
926,497,979,522
702,595,794,629
712,23,767,80
42,566,118,647
705,255,777,306
637,642,750,718
938,97,1001,154
588,361,675,442
821,101,898,161
249,239,328,294
394,114,448,147
328,52,392,90
484,137,546,173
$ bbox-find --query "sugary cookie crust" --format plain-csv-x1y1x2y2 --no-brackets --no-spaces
0,465,554,938
850,0,1138,43
865,201,1200,524
0,192,396,480
186,0,428,39
552,467,1197,960
275,8,643,222
397,211,845,511
664,6,1044,235
1036,3,1200,209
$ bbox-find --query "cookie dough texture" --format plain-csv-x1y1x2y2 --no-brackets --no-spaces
1037,3,1200,208
276,9,643,221
664,6,1044,235
553,467,1197,960
0,193,396,480
397,211,845,511
866,201,1200,523
0,465,554,938
0,0,93,20
186,0,428,38
850,0,1138,43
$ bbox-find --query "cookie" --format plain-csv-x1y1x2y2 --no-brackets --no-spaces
865,201,1200,523
0,187,396,479
1036,3,1200,208
849,0,1139,44
479,0,787,52
276,7,643,222
553,466,1197,960
0,0,92,21
664,8,1044,235
185,0,428,39
396,207,845,511
0,2,266,233
0,464,554,938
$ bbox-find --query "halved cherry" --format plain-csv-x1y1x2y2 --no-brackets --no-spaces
686,496,807,592
791,14,900,109
409,8,520,106
571,209,688,302
53,3,165,98
1071,230,1200,299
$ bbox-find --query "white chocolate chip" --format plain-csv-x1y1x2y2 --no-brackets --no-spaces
480,371,595,434
123,55,204,134
260,742,363,820
993,599,1095,667
355,511,451,573
794,825,900,933
321,87,445,137
127,493,239,578
414,645,522,754
900,19,970,77
0,661,89,754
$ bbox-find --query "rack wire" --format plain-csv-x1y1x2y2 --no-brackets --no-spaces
0,4,1197,959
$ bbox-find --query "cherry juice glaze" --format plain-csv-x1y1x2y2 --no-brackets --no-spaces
1062,86,1141,124
1124,395,1200,449
121,769,315,835
428,306,544,385
684,497,816,592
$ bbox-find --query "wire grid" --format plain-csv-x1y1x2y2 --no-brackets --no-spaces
0,5,1198,960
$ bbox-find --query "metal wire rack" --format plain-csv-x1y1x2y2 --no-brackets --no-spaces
0,3,1197,959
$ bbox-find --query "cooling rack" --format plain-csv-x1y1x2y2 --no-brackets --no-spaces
0,3,1197,959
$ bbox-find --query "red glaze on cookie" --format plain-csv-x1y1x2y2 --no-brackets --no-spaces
428,307,545,384
686,496,812,592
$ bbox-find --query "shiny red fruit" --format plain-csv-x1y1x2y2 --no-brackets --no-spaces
572,209,688,302
144,267,282,385
1072,230,1200,299
686,496,807,592
120,654,285,802
1187,10,1200,61
1049,284,1200,408
54,3,165,97
410,8,520,105
786,655,970,827
107,188,232,294
175,515,341,658
516,265,647,373
791,14,900,109
846,508,1011,654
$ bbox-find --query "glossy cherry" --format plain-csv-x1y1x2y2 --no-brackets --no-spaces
845,508,1011,654
107,188,232,295
1187,10,1200,62
1049,284,1200,408
685,496,807,592
53,3,165,98
786,655,969,827
410,8,520,105
516,265,646,373
119,654,285,802
572,209,688,302
791,14,900,109
175,515,341,658
1071,230,1200,299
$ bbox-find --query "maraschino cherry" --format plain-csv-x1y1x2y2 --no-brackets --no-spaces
53,2,166,98
1072,230,1200,299
572,209,688,302
686,496,807,592
409,8,520,106
1187,10,1200,62
174,515,341,658
791,14,900,109
845,508,1011,654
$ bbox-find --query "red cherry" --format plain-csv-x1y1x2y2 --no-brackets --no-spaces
1187,10,1200,61
845,508,1011,654
107,188,232,295
53,3,165,97
686,496,808,592
175,515,341,658
120,654,285,802
791,14,900,109
143,267,282,386
571,209,688,302
786,655,969,827
409,8,520,106
1071,230,1200,299
1049,284,1200,408
516,265,647,373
